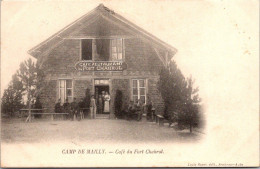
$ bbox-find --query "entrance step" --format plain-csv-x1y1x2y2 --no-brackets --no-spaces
96,114,110,119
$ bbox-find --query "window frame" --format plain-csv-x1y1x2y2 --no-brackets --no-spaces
132,79,146,104
58,79,73,103
80,38,125,61
80,39,93,61
110,38,124,61
94,79,110,85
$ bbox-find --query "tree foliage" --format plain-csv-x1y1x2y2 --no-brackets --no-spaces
83,88,91,108
1,74,24,116
1,58,44,117
158,61,186,115
114,89,123,119
158,60,202,132
178,75,202,132
16,58,44,105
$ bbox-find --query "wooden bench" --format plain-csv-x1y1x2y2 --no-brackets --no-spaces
20,109,45,122
20,109,70,122
19,109,45,118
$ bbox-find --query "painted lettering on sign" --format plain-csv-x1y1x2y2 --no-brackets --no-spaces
75,61,127,71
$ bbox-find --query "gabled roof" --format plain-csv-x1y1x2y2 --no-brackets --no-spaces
28,4,177,59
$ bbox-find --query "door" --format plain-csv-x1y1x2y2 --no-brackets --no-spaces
94,79,110,114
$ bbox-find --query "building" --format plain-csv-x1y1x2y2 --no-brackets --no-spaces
28,4,177,118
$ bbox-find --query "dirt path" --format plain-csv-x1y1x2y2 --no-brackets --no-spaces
1,118,201,144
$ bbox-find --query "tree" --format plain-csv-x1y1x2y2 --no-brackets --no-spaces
178,76,201,132
158,60,186,119
1,58,44,119
16,58,44,121
114,89,123,119
83,88,91,108
158,60,202,133
1,74,24,116
83,88,91,116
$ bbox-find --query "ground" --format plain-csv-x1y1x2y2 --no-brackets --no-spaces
1,117,203,144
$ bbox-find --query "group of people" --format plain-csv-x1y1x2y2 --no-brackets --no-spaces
54,91,111,121
54,91,156,121
96,91,111,115
124,99,155,121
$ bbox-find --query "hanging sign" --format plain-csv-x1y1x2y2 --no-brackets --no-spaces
75,61,127,71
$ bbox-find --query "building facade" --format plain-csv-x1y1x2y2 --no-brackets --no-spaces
28,4,177,118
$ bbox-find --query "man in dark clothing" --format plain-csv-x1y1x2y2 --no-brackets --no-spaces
78,98,85,120
55,99,62,120
122,98,129,119
55,99,62,113
70,98,79,121
135,99,143,121
101,91,105,114
127,101,135,120
63,98,70,120
147,100,153,121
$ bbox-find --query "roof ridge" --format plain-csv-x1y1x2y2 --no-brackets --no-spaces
28,4,177,58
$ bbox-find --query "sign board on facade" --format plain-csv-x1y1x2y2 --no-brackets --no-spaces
75,61,127,71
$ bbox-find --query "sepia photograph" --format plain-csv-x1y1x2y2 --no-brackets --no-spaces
1,0,259,167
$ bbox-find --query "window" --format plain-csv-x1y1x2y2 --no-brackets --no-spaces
95,39,110,61
81,39,124,61
59,79,73,103
81,39,92,60
94,79,109,85
111,39,123,60
132,79,146,104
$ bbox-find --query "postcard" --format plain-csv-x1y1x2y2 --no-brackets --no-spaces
1,0,259,167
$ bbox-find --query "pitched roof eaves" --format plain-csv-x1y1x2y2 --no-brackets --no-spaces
28,5,100,57
105,8,177,54
28,4,178,59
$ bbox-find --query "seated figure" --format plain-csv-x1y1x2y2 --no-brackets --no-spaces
127,101,136,120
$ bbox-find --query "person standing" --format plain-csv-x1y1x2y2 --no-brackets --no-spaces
70,98,79,121
78,98,85,120
151,101,156,121
127,100,135,120
136,99,142,121
147,100,153,121
90,95,97,119
103,91,110,113
63,98,70,120
98,95,103,114
101,91,105,113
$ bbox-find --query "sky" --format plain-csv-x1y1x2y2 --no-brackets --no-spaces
1,0,259,109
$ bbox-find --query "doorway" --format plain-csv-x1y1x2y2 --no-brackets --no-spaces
95,85,109,114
